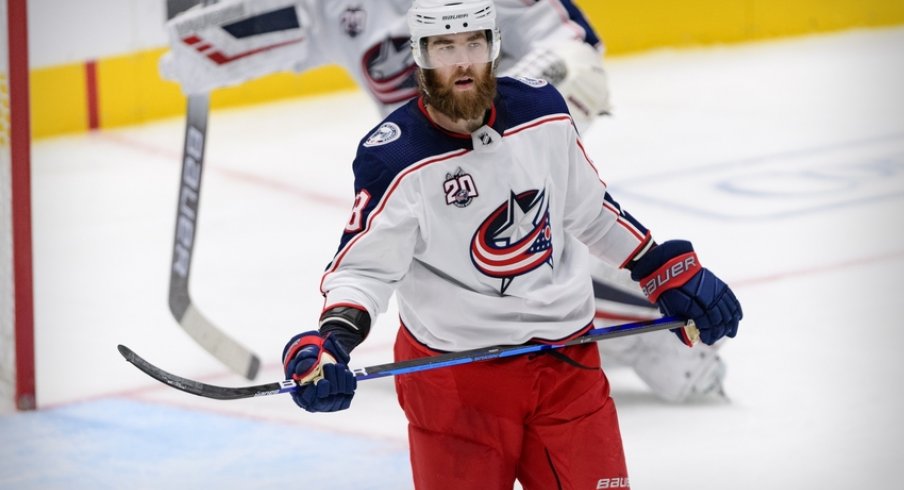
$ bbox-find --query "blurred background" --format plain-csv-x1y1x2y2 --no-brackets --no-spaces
25,0,904,139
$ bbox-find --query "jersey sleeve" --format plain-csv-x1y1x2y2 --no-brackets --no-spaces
562,132,652,268
319,149,420,320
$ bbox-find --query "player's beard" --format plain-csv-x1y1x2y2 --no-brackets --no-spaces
420,63,496,122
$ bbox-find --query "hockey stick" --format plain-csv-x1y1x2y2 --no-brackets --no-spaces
166,0,261,380
118,317,696,401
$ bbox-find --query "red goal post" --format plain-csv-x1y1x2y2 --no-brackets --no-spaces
0,0,34,412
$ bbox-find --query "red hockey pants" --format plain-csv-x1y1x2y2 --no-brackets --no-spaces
394,327,630,490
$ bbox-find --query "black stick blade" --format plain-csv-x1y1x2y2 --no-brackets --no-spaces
117,345,294,400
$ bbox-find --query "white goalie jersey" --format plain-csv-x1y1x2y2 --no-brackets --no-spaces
161,0,610,126
321,78,651,352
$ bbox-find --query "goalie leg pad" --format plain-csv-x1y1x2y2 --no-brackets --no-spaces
629,329,727,403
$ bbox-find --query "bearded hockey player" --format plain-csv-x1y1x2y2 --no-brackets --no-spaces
280,2,742,487
161,0,731,403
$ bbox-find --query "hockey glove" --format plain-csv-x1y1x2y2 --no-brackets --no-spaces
282,331,356,413
631,240,743,346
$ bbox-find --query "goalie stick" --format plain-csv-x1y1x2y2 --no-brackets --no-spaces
167,0,261,380
118,317,697,401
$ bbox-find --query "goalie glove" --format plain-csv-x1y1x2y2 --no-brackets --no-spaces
504,39,612,133
159,0,313,95
630,240,743,346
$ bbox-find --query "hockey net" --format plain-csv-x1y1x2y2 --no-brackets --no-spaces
0,0,35,412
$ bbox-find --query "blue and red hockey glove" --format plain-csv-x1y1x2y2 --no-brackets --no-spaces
631,240,743,346
282,331,356,412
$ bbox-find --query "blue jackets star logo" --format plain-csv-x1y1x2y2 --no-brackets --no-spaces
470,189,554,294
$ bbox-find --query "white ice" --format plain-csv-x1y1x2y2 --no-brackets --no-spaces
2,27,904,489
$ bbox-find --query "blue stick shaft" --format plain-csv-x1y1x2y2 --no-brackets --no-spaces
352,316,690,380
119,317,691,400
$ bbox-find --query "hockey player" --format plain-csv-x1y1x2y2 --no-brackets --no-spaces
161,0,727,403
281,1,742,487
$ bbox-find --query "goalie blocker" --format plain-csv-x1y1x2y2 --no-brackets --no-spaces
160,0,313,95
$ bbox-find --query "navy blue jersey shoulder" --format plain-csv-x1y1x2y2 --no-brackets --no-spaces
350,76,570,196
334,100,464,256
350,99,467,213
494,76,571,129
354,99,464,176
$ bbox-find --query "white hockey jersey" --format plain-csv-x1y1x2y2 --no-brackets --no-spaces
163,0,603,114
321,77,651,352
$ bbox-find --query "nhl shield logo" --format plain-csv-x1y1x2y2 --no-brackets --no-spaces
363,122,402,147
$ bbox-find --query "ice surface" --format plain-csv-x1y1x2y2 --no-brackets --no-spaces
2,27,903,489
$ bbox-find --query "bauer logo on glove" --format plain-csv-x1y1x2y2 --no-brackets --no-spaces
631,240,743,346
639,252,701,302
